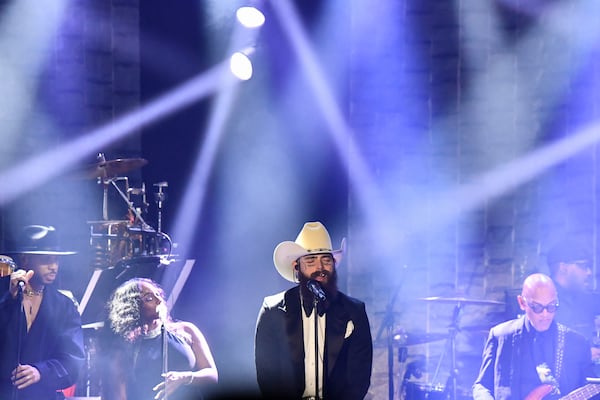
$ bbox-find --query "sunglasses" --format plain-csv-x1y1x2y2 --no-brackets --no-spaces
522,297,559,314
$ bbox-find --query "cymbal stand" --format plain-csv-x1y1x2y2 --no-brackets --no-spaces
431,302,461,400
96,153,110,220
375,283,403,400
153,182,168,233
128,182,149,216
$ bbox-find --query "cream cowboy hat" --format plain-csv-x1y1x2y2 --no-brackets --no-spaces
273,221,345,282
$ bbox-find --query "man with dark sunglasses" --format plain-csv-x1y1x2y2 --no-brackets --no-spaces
473,273,596,399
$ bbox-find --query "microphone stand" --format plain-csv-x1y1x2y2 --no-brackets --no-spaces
13,283,25,400
161,323,168,400
374,276,404,400
313,297,320,400
375,287,401,400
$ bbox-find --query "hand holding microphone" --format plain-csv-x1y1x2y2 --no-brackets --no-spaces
9,269,34,299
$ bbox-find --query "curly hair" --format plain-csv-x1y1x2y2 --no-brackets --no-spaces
107,278,168,341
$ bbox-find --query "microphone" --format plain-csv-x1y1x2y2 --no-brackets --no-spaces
307,280,327,302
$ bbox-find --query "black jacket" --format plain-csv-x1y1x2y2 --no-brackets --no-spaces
255,286,372,400
473,317,594,399
0,288,85,400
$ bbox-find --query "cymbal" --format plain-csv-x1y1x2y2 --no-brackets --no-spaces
391,331,448,346
75,158,148,179
418,296,504,306
459,323,493,333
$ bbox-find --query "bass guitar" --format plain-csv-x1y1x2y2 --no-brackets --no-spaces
526,383,600,400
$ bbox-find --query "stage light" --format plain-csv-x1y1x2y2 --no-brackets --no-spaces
236,6,265,28
0,65,226,205
230,50,253,81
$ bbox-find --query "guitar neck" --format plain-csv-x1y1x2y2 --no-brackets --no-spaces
561,383,600,400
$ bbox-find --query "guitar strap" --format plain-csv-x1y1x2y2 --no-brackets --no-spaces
554,323,567,383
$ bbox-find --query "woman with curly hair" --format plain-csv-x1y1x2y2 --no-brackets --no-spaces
100,278,218,400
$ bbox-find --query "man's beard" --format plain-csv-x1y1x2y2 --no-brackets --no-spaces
298,269,339,301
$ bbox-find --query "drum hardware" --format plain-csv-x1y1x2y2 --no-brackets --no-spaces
0,255,16,277
79,152,148,180
391,332,447,400
153,182,168,233
404,381,445,400
416,296,504,400
417,296,505,306
128,182,149,216
393,331,449,346
122,227,172,259
88,222,172,269
374,331,449,349
101,174,151,229
80,152,148,224
374,276,406,400
88,220,130,268
79,153,174,271
80,323,103,397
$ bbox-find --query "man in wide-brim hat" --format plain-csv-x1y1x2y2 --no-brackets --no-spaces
546,237,600,364
254,221,373,400
0,225,84,400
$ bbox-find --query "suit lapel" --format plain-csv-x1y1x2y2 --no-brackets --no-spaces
282,288,352,386
326,296,350,377
284,287,306,387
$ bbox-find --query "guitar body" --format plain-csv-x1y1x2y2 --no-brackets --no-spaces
525,384,553,400
526,383,600,400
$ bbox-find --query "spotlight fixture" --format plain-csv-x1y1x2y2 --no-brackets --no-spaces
236,6,265,28
229,50,254,81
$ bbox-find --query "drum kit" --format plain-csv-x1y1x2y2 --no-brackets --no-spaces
70,153,176,397
80,153,173,270
376,296,505,400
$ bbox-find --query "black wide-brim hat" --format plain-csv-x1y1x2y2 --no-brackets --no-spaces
6,225,76,255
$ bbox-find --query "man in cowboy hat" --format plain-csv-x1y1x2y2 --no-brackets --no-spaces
254,221,372,399
0,225,85,400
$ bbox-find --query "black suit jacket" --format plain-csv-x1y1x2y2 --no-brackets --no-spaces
254,286,372,400
0,287,85,400
473,317,594,400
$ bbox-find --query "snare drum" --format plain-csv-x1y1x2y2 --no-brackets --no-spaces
0,256,16,277
405,381,446,400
